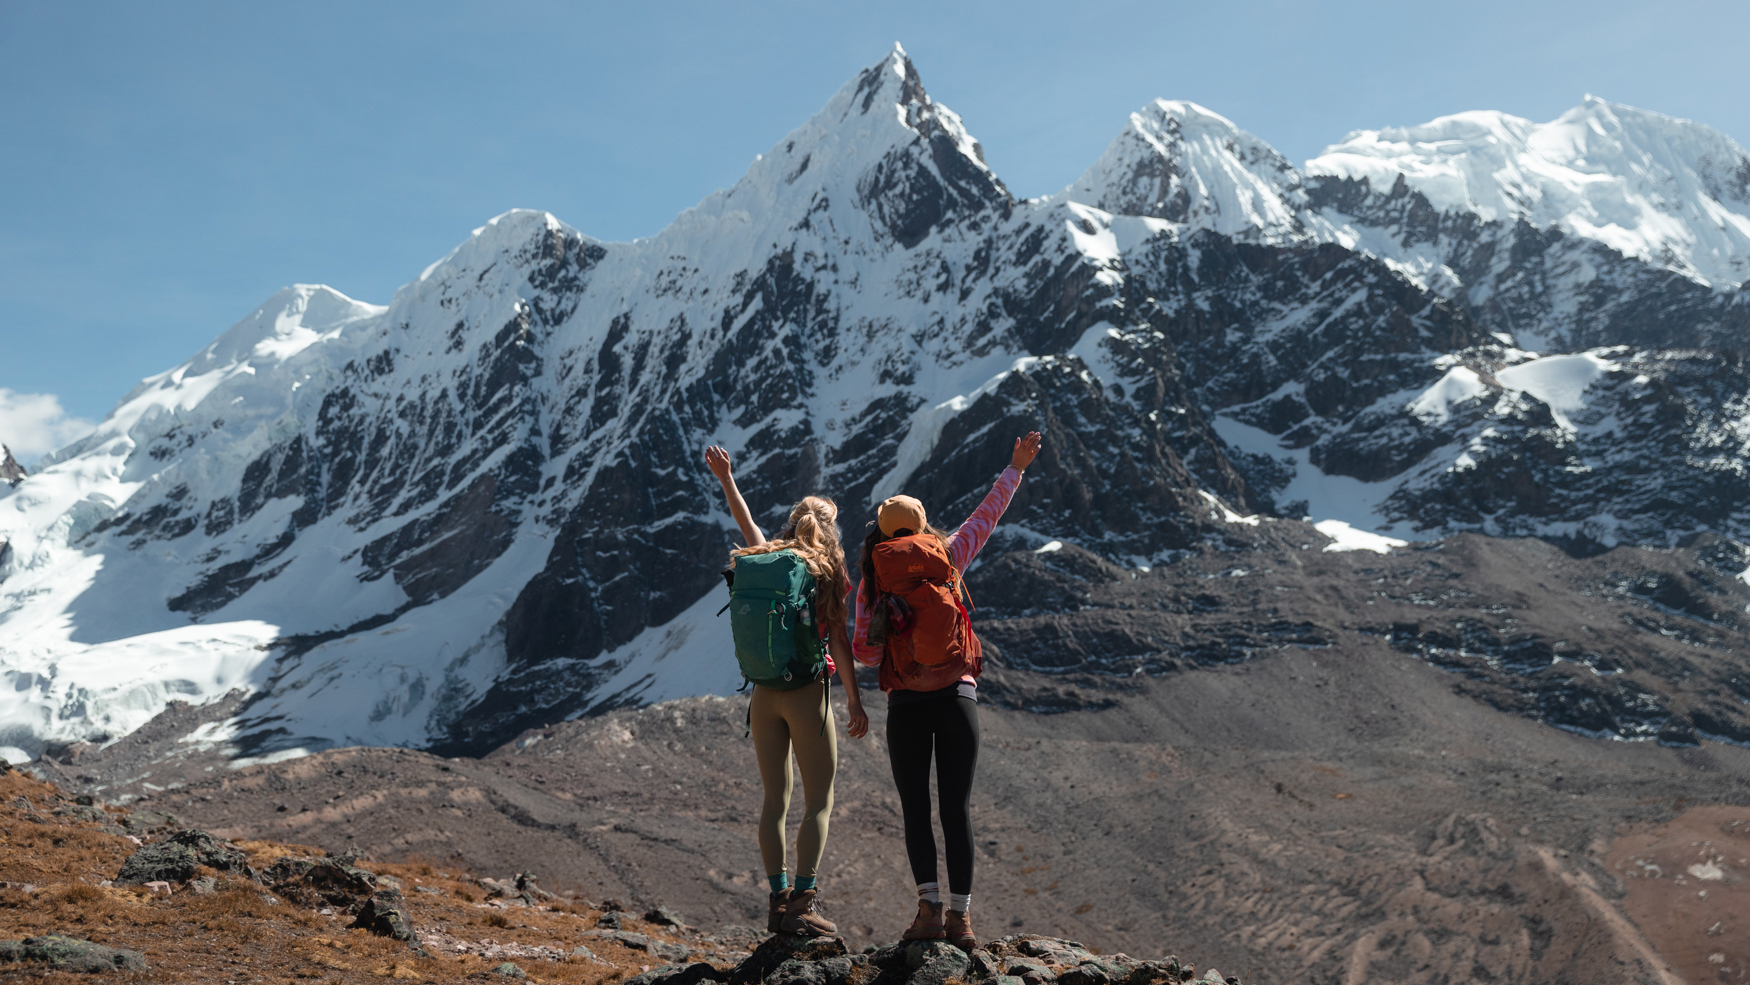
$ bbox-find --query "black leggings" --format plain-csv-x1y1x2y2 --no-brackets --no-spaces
886,696,980,894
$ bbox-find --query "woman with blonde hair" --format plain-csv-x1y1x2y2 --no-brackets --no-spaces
707,445,868,937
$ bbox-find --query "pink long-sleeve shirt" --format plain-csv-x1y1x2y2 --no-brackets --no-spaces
851,466,1024,674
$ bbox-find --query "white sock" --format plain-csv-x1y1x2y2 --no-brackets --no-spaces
917,882,940,905
947,891,971,913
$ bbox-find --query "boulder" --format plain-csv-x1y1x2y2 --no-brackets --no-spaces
730,934,849,985
350,890,415,941
645,905,690,928
0,934,148,972
627,962,726,985
265,853,379,910
902,940,970,985
492,961,526,978
114,829,247,885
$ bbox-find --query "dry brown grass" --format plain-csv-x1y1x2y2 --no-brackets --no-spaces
0,769,726,984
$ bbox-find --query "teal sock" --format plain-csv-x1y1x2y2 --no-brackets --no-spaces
768,873,789,896
794,875,817,893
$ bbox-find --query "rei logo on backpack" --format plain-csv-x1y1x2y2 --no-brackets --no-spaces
868,533,982,691
724,550,830,690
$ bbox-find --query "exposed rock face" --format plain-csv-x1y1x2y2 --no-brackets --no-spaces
4,45,1750,763
0,445,23,486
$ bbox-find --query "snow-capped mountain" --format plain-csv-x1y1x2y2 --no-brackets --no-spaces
4,45,1749,764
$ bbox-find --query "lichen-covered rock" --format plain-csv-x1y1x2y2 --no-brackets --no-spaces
350,890,415,940
114,829,247,885
0,934,148,972
265,853,379,909
730,934,849,985
903,940,971,985
645,905,690,928
492,961,526,978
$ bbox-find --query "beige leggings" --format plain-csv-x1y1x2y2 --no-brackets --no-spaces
749,681,837,881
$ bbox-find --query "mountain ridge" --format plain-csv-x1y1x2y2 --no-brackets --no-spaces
3,44,1750,764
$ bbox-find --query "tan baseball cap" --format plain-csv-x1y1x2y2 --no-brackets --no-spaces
877,495,927,536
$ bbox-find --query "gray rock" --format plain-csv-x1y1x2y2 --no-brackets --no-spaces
769,957,828,985
493,961,526,978
263,855,378,909
626,962,726,985
991,977,1028,985
1122,960,1184,984
596,910,625,929
115,829,247,885
0,934,148,972
187,876,217,896
904,940,971,985
730,934,849,985
349,890,415,941
585,929,686,961
645,904,690,927
625,964,689,985
119,810,182,835
652,939,691,963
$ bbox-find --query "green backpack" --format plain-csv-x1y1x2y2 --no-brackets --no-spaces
724,550,830,690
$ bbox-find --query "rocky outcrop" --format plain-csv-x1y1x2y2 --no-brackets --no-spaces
261,851,381,909
113,828,248,885
0,444,24,486
350,889,416,941
0,934,147,973
631,934,1221,985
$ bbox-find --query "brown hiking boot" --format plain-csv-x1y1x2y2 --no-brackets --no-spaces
901,899,946,940
778,888,837,936
766,888,791,934
945,907,975,951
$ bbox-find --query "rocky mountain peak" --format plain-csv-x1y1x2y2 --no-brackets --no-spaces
1064,98,1308,242
4,46,1750,768
1308,97,1750,286
680,44,1009,253
0,444,24,486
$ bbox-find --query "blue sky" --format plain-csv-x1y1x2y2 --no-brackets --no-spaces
3,0,1747,458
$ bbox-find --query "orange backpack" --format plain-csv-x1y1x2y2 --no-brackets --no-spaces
868,533,982,692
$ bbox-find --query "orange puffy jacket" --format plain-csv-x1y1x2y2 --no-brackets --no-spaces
869,533,982,692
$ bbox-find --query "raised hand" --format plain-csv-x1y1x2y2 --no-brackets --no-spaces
1011,431,1043,472
705,445,733,481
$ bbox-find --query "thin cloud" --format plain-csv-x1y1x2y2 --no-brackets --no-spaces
0,389,97,464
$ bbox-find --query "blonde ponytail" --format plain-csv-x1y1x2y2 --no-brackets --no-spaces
731,495,849,630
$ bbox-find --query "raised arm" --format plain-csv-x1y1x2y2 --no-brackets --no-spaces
705,445,765,547
947,431,1042,570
